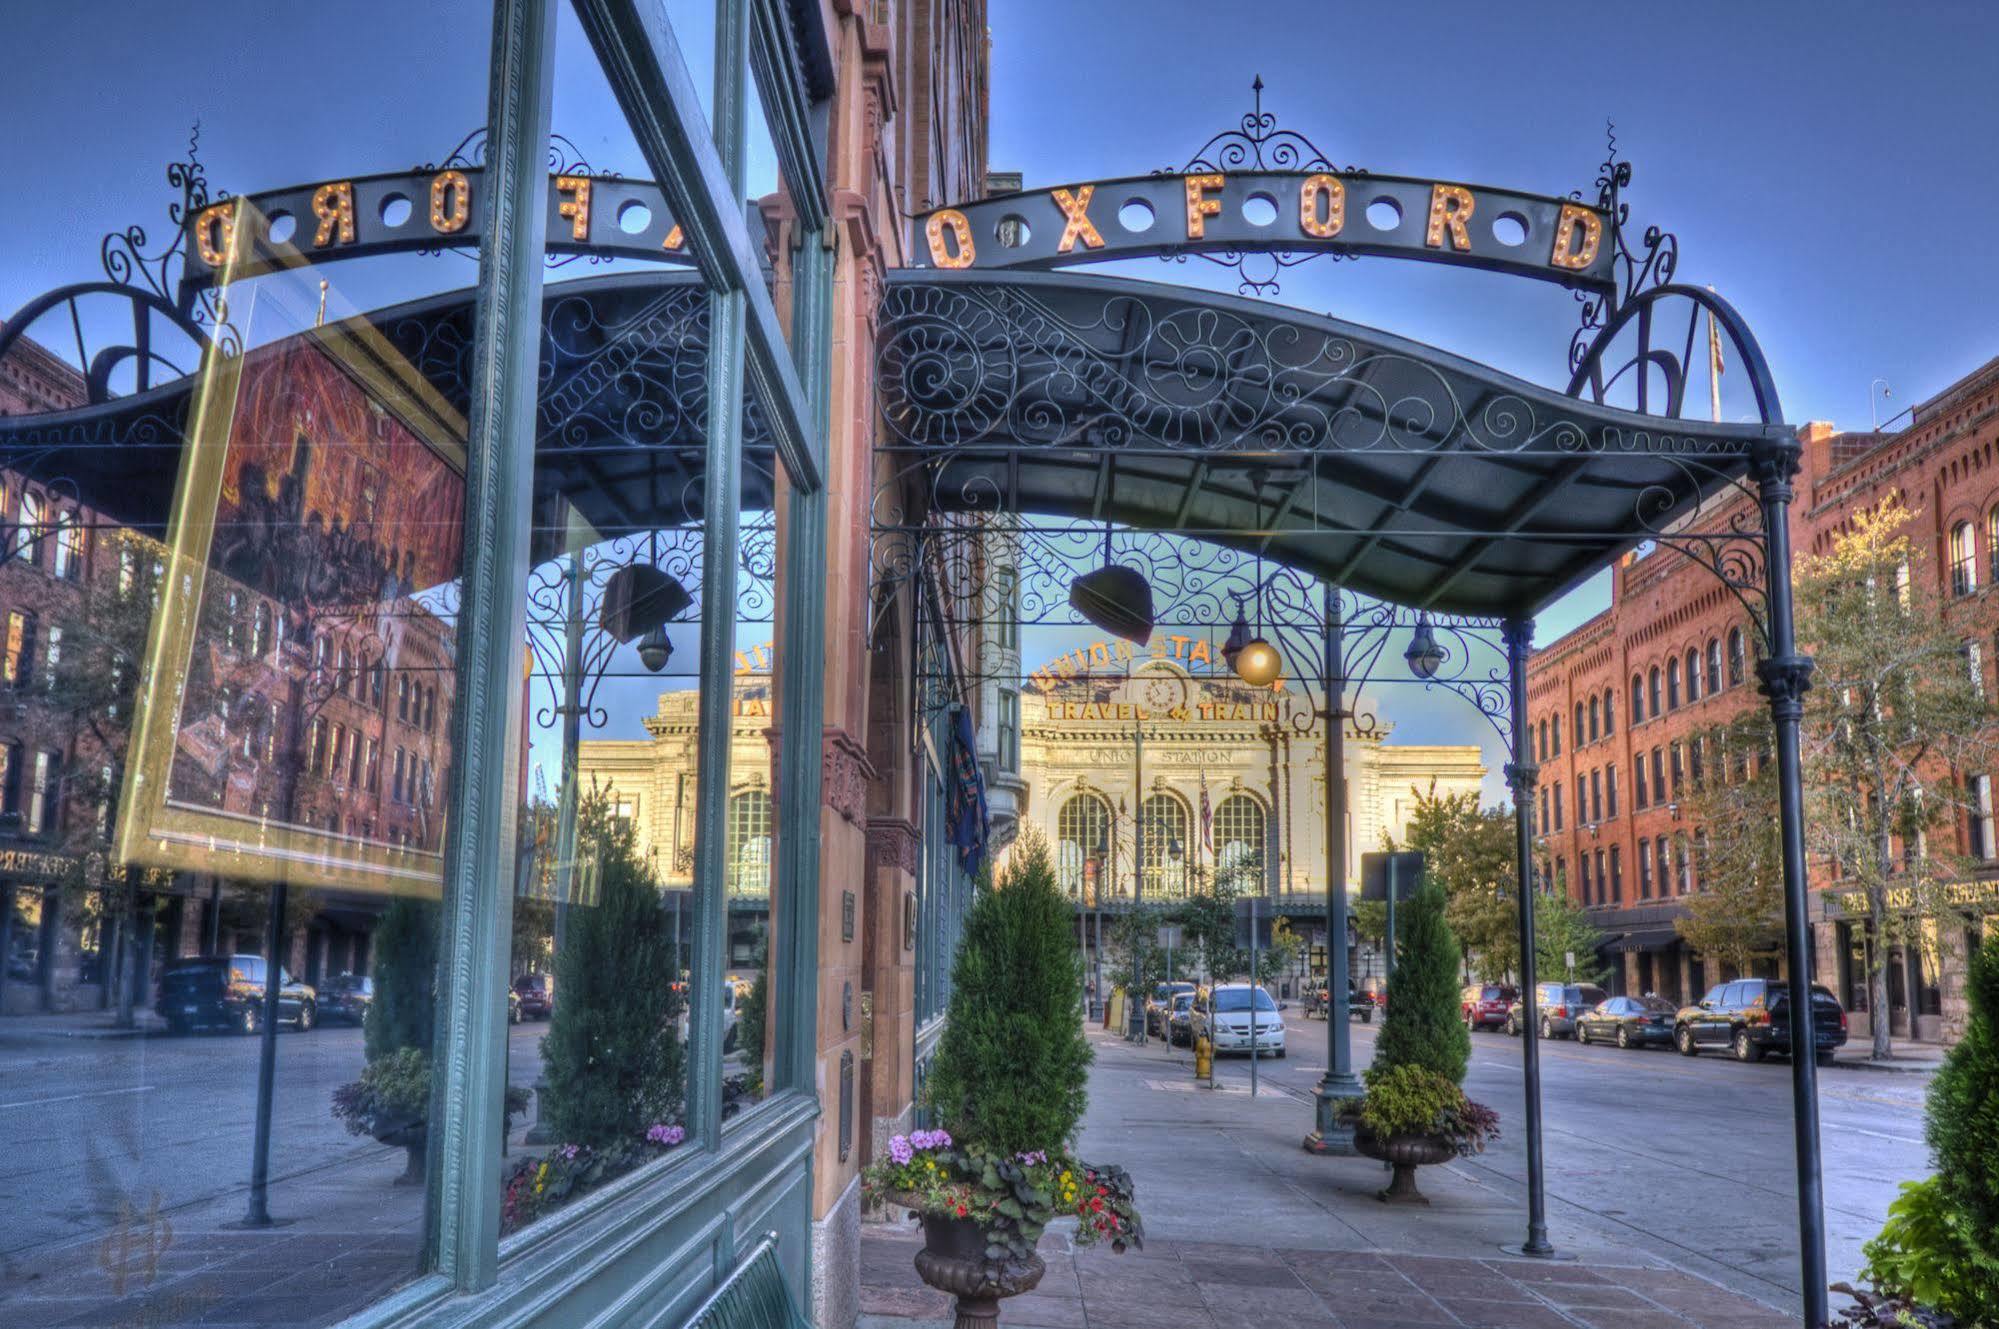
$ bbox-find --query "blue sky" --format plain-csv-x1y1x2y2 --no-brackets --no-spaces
5,2,1997,803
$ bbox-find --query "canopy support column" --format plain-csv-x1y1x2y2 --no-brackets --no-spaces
1752,437,1828,1328
1503,618,1555,1259
1306,581,1361,1154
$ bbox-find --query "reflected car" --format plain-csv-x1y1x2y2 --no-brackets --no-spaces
319,973,373,1026
1574,993,1676,1049
157,955,316,1035
1674,978,1848,1063
1166,991,1196,1046
513,973,554,1020
1192,983,1286,1057
1146,981,1196,1037
1504,983,1607,1039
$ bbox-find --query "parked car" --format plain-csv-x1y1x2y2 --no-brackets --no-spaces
1303,981,1375,1023
1674,978,1848,1063
319,973,373,1026
1504,983,1607,1039
513,973,554,1020
1192,983,1286,1057
1460,982,1518,1032
1166,991,1196,1046
157,955,316,1035
1574,993,1677,1049
1146,981,1196,1037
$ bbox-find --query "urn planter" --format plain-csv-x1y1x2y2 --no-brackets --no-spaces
1352,1126,1456,1205
889,1195,1046,1329
374,1119,428,1186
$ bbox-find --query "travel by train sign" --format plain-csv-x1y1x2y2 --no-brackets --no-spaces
910,171,1616,291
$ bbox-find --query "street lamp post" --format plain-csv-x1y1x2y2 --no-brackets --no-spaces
1305,580,1363,1155
1128,715,1146,1041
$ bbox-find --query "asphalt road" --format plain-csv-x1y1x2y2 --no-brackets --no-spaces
1187,1005,1930,1308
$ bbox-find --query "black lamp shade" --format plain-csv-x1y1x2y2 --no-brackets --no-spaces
1069,564,1154,646
637,625,673,673
601,564,693,643
1404,615,1446,680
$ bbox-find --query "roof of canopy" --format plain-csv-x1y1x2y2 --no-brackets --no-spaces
874,269,1791,620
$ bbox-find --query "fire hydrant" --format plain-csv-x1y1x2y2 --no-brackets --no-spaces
1194,1032,1212,1081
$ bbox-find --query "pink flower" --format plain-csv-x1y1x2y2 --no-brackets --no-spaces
888,1135,914,1166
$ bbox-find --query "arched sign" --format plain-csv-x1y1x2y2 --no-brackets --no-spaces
181,168,697,288
910,171,1613,291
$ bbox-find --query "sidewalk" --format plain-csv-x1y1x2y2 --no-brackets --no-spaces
859,1030,1796,1329
1827,1043,1946,1075
0,1007,168,1039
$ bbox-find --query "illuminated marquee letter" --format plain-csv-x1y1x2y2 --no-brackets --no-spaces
1184,173,1224,239
310,182,356,248
1550,202,1603,271
661,224,685,252
555,175,592,242
429,170,471,234
924,209,976,268
194,201,237,267
1426,184,1475,251
1051,185,1104,252
1299,173,1344,238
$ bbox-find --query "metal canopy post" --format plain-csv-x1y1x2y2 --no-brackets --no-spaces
1503,617,1555,1259
1304,580,1362,1155
1752,438,1829,1328
1129,716,1146,1041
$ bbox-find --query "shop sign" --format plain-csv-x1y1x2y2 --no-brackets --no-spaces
0,846,80,883
911,172,1615,290
1832,878,1999,917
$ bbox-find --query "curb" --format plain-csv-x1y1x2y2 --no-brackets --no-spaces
1826,1056,1941,1076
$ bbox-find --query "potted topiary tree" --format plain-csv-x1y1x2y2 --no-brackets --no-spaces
863,832,1141,1329
1344,879,1498,1203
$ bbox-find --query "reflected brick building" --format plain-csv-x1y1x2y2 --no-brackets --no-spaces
1528,356,1999,1045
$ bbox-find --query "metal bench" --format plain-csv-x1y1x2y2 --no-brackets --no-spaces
683,1230,811,1329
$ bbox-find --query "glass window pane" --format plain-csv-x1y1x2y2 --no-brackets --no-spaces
0,9,494,1326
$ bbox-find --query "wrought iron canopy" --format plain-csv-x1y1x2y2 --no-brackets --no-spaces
876,269,1790,620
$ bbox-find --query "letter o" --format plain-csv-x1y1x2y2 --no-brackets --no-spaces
925,209,976,268
1299,174,1344,239
429,170,471,234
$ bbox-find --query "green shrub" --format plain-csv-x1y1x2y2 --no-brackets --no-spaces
925,831,1091,1157
1370,879,1470,1085
365,898,438,1063
1855,1177,1999,1324
1925,933,1999,1251
332,1045,431,1134
737,928,769,1098
541,803,685,1148
1357,1063,1460,1138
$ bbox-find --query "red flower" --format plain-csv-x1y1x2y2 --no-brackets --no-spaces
954,1204,967,1217
1091,1197,1104,1212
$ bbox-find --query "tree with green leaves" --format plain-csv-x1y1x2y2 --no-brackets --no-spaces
1383,782,1518,979
1533,889,1608,986
541,799,684,1147
1674,712,1786,980
1795,496,1999,1061
735,927,769,1098
1371,880,1470,1085
926,831,1090,1156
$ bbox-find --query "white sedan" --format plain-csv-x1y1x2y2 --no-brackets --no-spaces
1193,983,1286,1057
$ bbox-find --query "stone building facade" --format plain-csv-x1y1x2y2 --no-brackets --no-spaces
1528,355,1999,1045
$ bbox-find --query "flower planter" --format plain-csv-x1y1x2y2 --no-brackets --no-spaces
374,1119,427,1186
1352,1127,1456,1205
887,1194,1046,1329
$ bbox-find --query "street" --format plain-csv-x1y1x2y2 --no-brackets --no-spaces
1137,1004,1928,1311
0,1018,549,1325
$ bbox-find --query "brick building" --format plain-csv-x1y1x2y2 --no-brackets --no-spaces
1528,354,1999,1047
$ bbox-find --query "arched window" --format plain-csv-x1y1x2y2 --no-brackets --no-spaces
1212,794,1267,883
1648,667,1662,716
1705,639,1722,695
1141,793,1191,897
1988,506,1999,583
726,789,774,897
1666,659,1681,710
1587,696,1600,743
1056,792,1112,900
1537,719,1547,761
1551,714,1561,755
1951,520,1977,596
1574,702,1585,745
1631,674,1644,725
1673,832,1691,895
1685,649,1701,703
1603,688,1614,735
1728,628,1746,686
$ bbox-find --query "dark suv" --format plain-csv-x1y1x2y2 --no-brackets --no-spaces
514,973,555,1020
1460,983,1518,1031
157,955,317,1035
1674,978,1848,1063
320,973,373,1025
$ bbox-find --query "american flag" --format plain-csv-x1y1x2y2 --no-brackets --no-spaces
1198,771,1213,854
